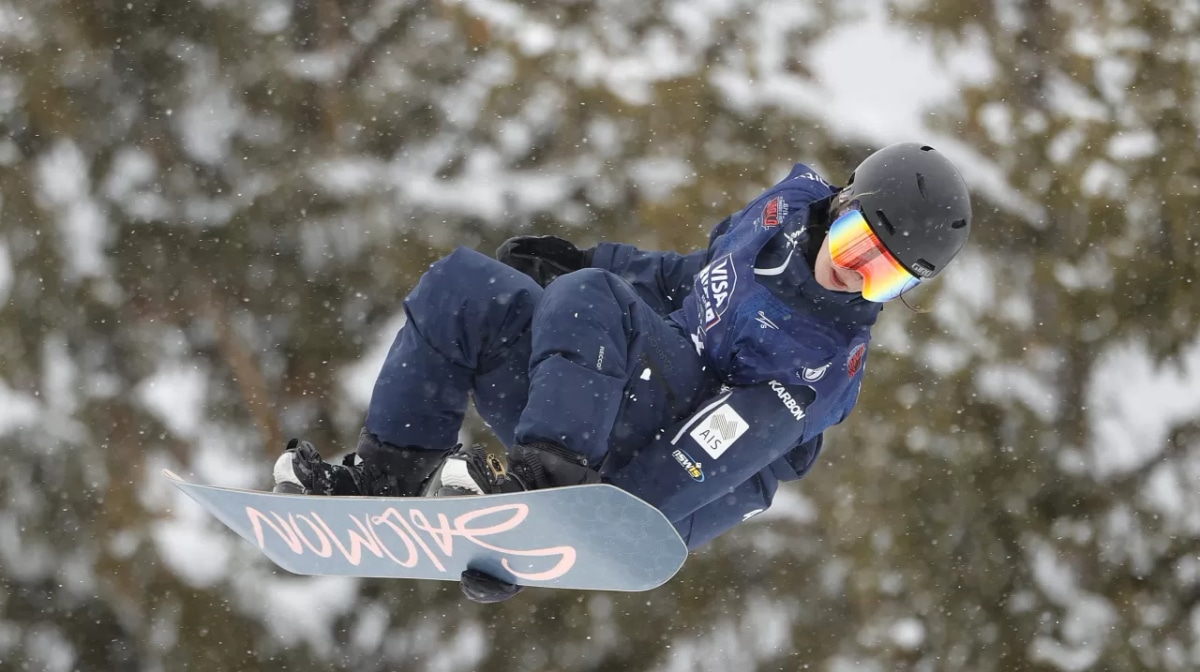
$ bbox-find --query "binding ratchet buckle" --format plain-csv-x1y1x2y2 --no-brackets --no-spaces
487,453,507,480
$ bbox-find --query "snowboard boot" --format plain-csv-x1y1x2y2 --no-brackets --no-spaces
424,441,600,497
273,429,453,497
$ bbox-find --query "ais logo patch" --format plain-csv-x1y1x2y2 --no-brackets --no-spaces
689,403,748,459
672,449,705,482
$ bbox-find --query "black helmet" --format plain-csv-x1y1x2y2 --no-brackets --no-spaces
842,143,971,279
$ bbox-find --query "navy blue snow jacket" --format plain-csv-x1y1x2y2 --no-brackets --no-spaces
368,162,885,549
598,163,882,547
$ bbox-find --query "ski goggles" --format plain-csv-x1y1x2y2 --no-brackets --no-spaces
828,208,921,302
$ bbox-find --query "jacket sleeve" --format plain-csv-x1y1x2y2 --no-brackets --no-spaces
603,378,818,524
670,434,823,549
588,243,711,316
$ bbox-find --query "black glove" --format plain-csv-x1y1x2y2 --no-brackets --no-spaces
496,235,593,287
460,568,524,604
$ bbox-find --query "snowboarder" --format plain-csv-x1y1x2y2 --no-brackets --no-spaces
273,142,973,602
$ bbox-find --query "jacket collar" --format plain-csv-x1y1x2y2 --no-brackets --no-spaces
758,199,882,331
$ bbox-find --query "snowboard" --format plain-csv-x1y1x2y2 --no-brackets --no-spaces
164,470,688,592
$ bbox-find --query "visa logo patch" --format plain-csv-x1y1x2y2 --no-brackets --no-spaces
689,403,748,459
696,254,737,331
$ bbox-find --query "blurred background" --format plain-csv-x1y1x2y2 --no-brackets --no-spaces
3,0,1199,670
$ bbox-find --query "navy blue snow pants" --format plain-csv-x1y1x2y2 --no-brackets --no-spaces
364,246,718,488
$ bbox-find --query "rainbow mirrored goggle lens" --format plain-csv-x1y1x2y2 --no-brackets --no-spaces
828,209,921,302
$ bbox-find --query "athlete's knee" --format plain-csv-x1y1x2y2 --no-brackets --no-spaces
547,266,611,287
419,247,501,296
542,268,624,307
411,247,539,313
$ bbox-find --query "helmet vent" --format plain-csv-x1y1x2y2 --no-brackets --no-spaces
875,210,896,234
920,145,934,152
916,173,928,198
951,218,968,229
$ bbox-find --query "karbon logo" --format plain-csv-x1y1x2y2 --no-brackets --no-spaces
768,380,807,421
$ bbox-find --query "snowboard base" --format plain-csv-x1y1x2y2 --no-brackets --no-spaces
164,470,687,592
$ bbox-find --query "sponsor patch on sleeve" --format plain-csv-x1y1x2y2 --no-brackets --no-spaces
758,196,788,229
689,403,748,459
768,380,810,421
695,254,737,332
672,449,706,482
847,343,867,378
801,363,829,382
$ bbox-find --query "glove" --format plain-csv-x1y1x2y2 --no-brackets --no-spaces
460,568,524,604
495,235,593,287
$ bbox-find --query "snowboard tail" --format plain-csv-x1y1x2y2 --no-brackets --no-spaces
164,471,687,592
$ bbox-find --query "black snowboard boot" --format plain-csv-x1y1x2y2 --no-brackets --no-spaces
273,429,453,497
425,441,599,497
